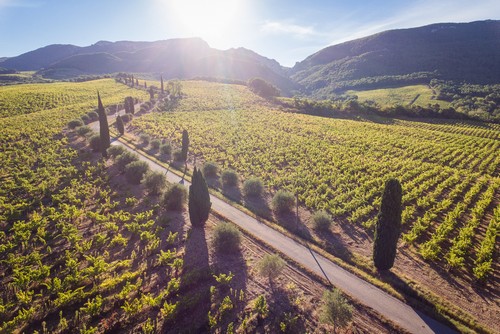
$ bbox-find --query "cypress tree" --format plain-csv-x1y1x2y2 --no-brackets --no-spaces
124,96,135,114
188,167,211,227
116,115,125,135
148,87,154,100
181,129,189,162
97,92,110,157
160,76,164,94
373,178,403,270
135,78,139,86
144,81,147,88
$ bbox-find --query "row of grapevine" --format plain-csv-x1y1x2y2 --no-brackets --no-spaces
130,81,499,274
472,207,499,279
446,179,500,268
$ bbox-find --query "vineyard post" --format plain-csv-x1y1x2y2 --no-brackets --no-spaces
296,193,299,230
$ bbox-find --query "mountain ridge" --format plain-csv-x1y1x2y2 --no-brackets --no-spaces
1,20,499,96
291,20,500,96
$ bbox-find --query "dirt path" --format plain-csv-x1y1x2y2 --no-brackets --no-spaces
95,132,457,334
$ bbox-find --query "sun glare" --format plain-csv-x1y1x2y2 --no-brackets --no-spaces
168,0,245,46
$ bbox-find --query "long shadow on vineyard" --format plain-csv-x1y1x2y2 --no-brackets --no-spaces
269,285,307,333
166,226,211,333
212,247,248,299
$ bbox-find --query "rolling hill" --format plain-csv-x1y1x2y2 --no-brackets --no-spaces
291,20,500,97
0,38,298,95
1,20,499,99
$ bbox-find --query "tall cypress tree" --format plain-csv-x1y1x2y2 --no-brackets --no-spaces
181,130,189,162
160,76,164,94
189,167,211,227
116,115,125,135
97,92,110,157
373,178,403,270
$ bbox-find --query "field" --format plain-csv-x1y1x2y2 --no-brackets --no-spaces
346,84,451,108
131,80,499,331
0,79,148,118
0,79,397,333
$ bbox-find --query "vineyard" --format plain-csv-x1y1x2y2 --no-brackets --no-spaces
0,79,149,118
130,81,499,328
0,79,391,333
1,78,499,332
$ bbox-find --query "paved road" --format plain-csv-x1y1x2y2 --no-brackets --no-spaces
89,116,457,333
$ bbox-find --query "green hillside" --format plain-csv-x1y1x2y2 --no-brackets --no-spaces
346,85,450,108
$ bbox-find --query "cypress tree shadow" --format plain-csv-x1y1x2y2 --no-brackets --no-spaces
378,270,460,334
162,226,211,333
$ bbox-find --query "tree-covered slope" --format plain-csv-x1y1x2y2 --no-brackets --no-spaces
291,20,500,95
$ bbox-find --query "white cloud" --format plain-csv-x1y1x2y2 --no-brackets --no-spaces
261,21,319,38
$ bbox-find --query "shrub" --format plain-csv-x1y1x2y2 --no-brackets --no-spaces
161,184,187,211
116,151,139,171
80,114,90,124
181,130,189,161
271,190,295,214
312,210,332,231
121,114,132,123
319,289,353,332
116,115,125,135
202,161,218,178
151,139,161,150
257,254,285,281
77,126,92,137
108,145,126,158
140,134,150,146
160,143,172,156
248,78,280,98
87,111,98,121
173,149,183,162
243,177,264,197
125,161,149,184
212,223,241,253
253,295,269,319
221,169,238,187
68,119,83,129
89,134,101,151
143,170,167,195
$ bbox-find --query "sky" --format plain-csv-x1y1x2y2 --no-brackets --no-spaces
0,0,499,67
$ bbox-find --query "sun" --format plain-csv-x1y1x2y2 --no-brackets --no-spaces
167,0,245,46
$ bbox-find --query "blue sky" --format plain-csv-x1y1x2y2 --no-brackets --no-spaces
0,0,498,66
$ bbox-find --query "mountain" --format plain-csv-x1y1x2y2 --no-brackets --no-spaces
3,20,498,98
1,38,297,94
291,20,500,97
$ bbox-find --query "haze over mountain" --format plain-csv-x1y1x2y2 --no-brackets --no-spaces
0,38,297,94
1,20,499,96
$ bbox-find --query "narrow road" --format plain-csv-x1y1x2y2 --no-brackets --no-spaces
90,116,457,333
